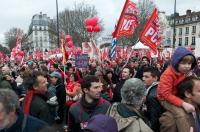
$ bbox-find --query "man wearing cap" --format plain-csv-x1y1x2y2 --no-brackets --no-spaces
49,71,66,124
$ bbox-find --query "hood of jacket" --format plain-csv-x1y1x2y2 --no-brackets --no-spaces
85,114,118,132
171,47,196,72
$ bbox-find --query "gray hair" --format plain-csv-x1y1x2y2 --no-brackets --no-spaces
121,78,145,108
0,89,20,113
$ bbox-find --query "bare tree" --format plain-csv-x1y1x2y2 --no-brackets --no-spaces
4,27,28,50
118,0,156,47
59,2,103,47
0,44,9,55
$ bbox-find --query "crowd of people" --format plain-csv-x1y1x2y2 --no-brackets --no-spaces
1,47,200,132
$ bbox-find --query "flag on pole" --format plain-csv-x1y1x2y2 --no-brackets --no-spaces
61,39,68,64
112,0,138,38
16,31,21,50
140,8,161,54
110,38,117,59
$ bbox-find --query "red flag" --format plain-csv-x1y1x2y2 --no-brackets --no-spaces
140,8,161,54
113,0,138,38
16,31,21,50
61,39,68,64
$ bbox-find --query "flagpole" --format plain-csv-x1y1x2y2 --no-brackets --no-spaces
173,0,176,49
56,0,60,48
123,38,139,68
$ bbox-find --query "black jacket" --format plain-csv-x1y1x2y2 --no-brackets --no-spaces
30,94,55,125
111,79,126,103
55,83,66,123
0,110,47,132
145,82,165,132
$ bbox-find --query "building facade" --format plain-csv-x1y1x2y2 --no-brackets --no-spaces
28,12,57,52
167,10,200,49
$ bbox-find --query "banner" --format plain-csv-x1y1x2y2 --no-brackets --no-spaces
140,8,161,53
113,0,138,38
75,54,89,68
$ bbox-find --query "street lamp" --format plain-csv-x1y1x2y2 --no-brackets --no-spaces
56,0,60,48
173,0,176,49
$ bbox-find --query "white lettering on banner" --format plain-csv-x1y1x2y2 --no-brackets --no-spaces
121,19,134,31
144,27,158,43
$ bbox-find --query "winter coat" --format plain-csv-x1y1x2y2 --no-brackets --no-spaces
145,82,165,132
158,47,197,107
111,79,126,103
68,97,110,132
0,110,47,132
30,94,55,125
55,83,66,123
159,110,198,132
107,103,153,132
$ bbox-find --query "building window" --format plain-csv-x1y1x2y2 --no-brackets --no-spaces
179,38,182,46
179,28,182,35
192,36,196,45
192,26,196,33
185,37,188,45
185,27,189,34
35,31,37,35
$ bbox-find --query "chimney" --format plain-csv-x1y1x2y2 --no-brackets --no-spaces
186,10,191,15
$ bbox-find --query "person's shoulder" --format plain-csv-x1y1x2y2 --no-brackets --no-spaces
26,115,48,129
99,97,110,104
69,101,81,112
159,111,175,124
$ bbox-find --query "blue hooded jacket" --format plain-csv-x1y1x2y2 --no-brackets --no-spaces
171,47,197,72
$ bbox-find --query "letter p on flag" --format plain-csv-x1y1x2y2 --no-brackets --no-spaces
140,8,161,54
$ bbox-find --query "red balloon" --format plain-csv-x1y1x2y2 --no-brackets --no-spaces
76,48,82,54
85,18,93,26
91,17,98,26
86,26,93,32
93,25,101,32
65,35,71,42
67,41,73,48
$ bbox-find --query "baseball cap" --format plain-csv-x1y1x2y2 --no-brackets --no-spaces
50,72,61,79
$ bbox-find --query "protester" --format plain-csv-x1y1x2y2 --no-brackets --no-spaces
0,89,47,132
160,76,200,132
23,71,55,124
142,67,165,132
135,56,150,79
68,75,110,132
112,66,133,103
157,47,197,128
193,57,200,78
107,78,153,132
49,71,66,124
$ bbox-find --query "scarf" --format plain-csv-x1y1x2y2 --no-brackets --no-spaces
80,95,99,113
23,89,46,114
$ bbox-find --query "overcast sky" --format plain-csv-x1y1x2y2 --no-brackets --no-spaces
0,0,200,44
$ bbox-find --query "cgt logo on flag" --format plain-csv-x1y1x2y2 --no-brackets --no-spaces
140,8,161,54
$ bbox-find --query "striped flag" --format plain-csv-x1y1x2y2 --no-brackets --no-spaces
110,38,117,59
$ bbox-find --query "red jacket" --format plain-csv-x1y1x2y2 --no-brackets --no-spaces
157,66,186,107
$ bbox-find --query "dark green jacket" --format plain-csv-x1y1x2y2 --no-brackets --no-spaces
30,94,55,125
68,97,110,132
